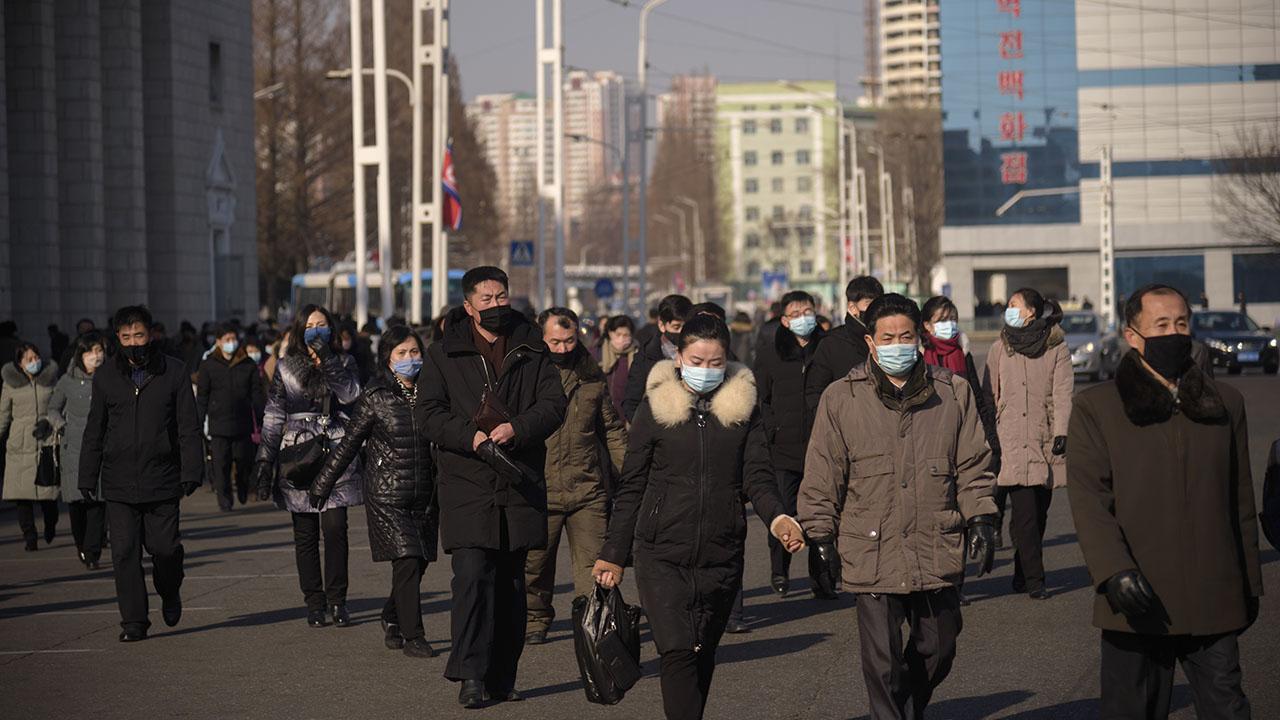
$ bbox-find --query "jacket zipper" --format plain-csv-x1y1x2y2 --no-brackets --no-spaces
692,407,707,652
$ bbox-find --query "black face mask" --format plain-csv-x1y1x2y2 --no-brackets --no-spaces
548,350,572,367
478,305,514,335
122,344,149,366
663,331,681,347
1135,330,1192,381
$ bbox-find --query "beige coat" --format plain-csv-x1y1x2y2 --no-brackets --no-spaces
0,361,61,501
983,331,1073,488
798,362,997,594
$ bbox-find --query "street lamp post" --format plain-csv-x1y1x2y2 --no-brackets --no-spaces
536,0,565,308
637,0,671,314
674,195,704,284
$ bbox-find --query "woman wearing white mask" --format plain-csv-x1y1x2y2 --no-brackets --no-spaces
593,314,804,720
982,287,1072,600
49,332,108,567
0,342,61,551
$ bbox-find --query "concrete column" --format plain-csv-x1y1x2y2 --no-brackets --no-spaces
139,0,178,321
0,1,11,319
100,0,148,312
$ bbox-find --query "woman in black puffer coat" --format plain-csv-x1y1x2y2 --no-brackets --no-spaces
313,325,437,659
593,315,804,720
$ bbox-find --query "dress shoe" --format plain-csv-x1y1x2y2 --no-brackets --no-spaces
87,557,100,570
770,575,789,596
24,538,38,552
119,629,147,643
725,618,751,634
493,689,523,703
959,592,971,607
994,527,1005,550
812,586,839,601
307,609,328,627
44,526,56,544
236,484,249,505
1011,576,1027,594
382,619,404,649
459,679,488,708
78,550,90,569
331,604,350,627
1029,589,1051,600
524,630,547,646
162,597,182,627
402,637,435,658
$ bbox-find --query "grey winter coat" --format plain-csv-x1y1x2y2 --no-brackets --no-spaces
0,361,61,501
256,352,364,514
48,364,98,501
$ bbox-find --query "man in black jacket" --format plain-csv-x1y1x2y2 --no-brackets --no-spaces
755,290,828,599
621,294,692,422
417,267,567,708
197,323,266,511
80,306,203,642
804,276,883,419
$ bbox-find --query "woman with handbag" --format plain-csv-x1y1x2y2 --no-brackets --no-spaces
48,331,108,568
252,305,364,628
0,342,61,551
312,325,438,658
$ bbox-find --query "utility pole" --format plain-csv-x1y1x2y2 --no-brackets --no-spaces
371,0,394,321
902,185,916,293
535,0,564,308
623,92,641,315
348,0,393,327
854,165,869,278
836,112,850,296
637,0,670,314
1099,145,1116,327
879,154,895,284
412,0,450,323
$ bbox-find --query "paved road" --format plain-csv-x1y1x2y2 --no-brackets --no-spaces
2,370,1278,719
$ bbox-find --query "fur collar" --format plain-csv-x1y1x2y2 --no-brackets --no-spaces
644,359,756,428
2,359,59,389
1115,350,1227,427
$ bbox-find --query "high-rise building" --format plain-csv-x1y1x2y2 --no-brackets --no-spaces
657,74,718,151
1,0,257,334
467,92,539,238
940,0,1280,325
876,0,941,106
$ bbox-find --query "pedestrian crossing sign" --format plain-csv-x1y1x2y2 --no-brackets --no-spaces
510,240,535,267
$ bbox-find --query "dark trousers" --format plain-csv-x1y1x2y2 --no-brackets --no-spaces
1101,630,1250,720
69,500,107,560
856,589,963,720
768,469,817,584
106,498,184,632
209,435,255,509
382,557,427,640
15,499,59,542
445,519,528,691
660,648,719,720
291,508,349,611
1009,486,1053,592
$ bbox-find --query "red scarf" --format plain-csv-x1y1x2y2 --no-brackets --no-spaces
924,333,967,375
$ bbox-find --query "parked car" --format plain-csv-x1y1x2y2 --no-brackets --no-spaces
1192,311,1279,375
1062,311,1121,382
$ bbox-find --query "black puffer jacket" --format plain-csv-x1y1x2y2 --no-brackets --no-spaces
313,375,436,562
621,332,670,423
600,360,785,653
804,313,869,418
755,323,825,472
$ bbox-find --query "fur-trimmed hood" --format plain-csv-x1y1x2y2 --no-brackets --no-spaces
644,359,756,428
2,359,59,389
1115,349,1227,427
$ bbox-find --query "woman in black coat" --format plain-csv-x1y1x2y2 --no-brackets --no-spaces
593,315,804,720
313,325,437,658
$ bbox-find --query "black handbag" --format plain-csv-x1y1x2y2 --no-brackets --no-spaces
277,395,331,490
35,445,59,488
572,584,643,705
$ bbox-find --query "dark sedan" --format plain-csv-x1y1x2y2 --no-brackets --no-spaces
1191,311,1278,375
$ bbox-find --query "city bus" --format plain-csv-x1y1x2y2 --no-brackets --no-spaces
290,267,464,318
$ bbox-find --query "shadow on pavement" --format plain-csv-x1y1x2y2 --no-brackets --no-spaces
0,595,116,616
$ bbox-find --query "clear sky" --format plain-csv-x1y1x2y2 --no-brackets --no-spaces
449,0,867,101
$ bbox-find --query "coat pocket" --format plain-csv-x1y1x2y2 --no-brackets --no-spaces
932,509,965,581
846,454,894,508
637,490,665,544
838,515,882,586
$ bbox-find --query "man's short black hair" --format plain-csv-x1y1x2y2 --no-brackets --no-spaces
113,305,153,332
846,276,885,304
537,306,579,331
462,266,509,297
1124,284,1190,329
691,301,726,322
780,290,815,311
658,294,693,325
863,293,922,335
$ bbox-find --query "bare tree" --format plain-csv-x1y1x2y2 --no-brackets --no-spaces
647,104,720,287
877,104,943,294
1214,122,1280,247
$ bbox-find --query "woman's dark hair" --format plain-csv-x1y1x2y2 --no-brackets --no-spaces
13,341,41,368
287,303,342,357
71,331,107,373
921,296,959,323
863,293,922,335
676,313,731,353
605,315,635,335
1011,287,1045,319
376,325,425,383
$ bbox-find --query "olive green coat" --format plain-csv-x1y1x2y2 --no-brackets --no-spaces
544,349,627,512
0,361,61,501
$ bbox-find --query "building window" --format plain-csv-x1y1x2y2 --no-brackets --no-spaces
743,151,758,166
1115,255,1205,300
745,178,759,194
769,119,783,134
771,178,784,193
795,117,810,133
1233,252,1280,303
771,151,784,166
774,262,787,274
798,205,813,220
772,228,788,248
208,42,223,108
772,205,785,220
800,260,815,275
742,104,757,111
745,232,761,248
795,149,811,165
744,206,760,221
797,176,812,192
769,104,782,111
743,120,757,135
747,261,761,277
798,227,815,247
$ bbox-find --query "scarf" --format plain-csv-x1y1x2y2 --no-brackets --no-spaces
923,333,967,375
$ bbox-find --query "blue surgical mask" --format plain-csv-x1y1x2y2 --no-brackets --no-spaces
392,357,423,379
221,340,239,355
874,343,918,377
304,326,332,344
932,321,958,340
247,351,263,364
24,359,42,376
788,314,817,338
680,365,725,395
1004,307,1027,328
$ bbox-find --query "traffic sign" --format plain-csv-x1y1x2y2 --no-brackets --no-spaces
594,277,615,299
509,240,535,267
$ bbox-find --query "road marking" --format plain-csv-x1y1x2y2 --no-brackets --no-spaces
0,606,223,618
0,649,104,655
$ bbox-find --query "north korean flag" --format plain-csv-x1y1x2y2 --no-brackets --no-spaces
442,142,462,231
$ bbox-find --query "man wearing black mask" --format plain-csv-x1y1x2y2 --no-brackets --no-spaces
80,306,203,642
1068,284,1262,719
622,293,692,422
804,276,883,420
417,266,567,707
522,307,626,646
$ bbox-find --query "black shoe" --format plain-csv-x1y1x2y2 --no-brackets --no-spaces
24,538,38,552
382,619,404,649
459,680,488,709
1011,576,1026,594
770,575,789,596
1029,589,1051,600
88,559,100,570
959,592,971,607
495,689,523,703
402,637,435,658
812,586,839,601
725,618,751,634
162,597,182,627
994,527,1005,550
307,609,328,628
78,550,89,568
236,485,249,505
525,630,547,646
44,526,56,545
119,629,147,643
331,604,350,627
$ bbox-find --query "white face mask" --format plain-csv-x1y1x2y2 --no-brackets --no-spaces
932,321,958,340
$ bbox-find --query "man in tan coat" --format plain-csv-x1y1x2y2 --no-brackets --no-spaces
524,307,627,646
799,294,998,720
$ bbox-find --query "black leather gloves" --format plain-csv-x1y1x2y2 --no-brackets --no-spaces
308,493,326,510
1104,569,1155,618
1052,435,1067,456
309,338,333,362
809,537,841,599
253,462,276,501
966,514,998,577
181,480,200,497
477,439,529,485
81,488,96,502
989,447,1002,477
32,419,53,441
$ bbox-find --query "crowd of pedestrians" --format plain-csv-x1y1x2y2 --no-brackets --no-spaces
0,266,1267,719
